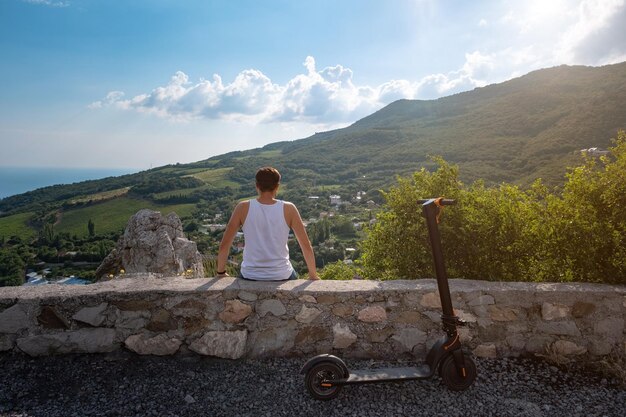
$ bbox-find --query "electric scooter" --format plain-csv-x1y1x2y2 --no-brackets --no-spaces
301,198,477,400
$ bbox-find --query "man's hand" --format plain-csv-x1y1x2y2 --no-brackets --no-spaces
308,275,320,281
216,272,230,278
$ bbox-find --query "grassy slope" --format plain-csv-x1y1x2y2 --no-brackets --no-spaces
55,197,196,236
0,212,36,239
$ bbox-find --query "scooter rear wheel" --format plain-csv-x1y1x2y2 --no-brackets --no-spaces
305,362,344,400
440,355,477,391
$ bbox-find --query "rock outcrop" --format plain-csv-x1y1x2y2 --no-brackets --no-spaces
95,209,204,280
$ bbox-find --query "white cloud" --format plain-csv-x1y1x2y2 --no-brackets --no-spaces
90,0,626,125
22,0,70,7
91,55,496,124
478,18,488,27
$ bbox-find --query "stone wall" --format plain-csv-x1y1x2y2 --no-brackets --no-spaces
1,276,625,360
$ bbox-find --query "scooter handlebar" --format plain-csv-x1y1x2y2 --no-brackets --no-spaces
417,198,456,206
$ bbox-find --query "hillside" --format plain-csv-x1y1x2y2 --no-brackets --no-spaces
1,62,626,238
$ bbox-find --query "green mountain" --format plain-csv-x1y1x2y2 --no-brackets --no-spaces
1,62,626,238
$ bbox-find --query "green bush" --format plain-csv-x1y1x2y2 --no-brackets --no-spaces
319,260,361,281
361,131,626,284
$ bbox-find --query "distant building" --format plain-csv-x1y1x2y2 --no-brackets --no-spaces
308,196,320,200
581,147,609,157
330,195,342,205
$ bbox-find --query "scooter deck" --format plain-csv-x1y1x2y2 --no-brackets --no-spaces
344,364,432,384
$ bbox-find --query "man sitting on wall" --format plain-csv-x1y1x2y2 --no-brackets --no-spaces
216,166,319,281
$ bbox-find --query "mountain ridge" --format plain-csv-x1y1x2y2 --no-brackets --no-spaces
1,62,626,231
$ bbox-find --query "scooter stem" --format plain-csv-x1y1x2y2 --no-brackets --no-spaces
420,199,457,337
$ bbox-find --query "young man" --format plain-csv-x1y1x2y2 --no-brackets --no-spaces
216,167,319,281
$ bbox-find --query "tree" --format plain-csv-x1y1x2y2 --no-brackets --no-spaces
88,219,95,237
0,249,25,286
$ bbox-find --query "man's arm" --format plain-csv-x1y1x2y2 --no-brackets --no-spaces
216,202,248,277
285,202,319,280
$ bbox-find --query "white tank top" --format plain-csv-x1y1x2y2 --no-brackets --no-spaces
241,199,294,280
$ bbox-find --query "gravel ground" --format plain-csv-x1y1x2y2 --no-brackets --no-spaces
0,350,624,417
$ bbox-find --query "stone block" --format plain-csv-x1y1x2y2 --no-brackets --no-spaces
248,323,297,357
116,310,151,330
238,291,258,302
333,323,357,349
468,295,495,306
366,327,395,343
358,306,387,323
317,294,340,305
394,311,421,325
473,344,497,358
458,328,473,343
257,300,286,317
295,326,329,345
219,300,252,324
594,318,624,336
332,304,354,318
536,321,581,337
420,292,440,309
589,340,612,356
125,333,182,355
552,340,586,356
571,301,596,318
73,303,108,327
37,306,70,330
525,336,554,353
298,295,317,304
0,303,34,333
182,316,211,336
0,334,16,351
112,299,156,311
456,309,477,323
541,303,570,321
189,330,247,359
295,306,322,324
488,306,522,322
506,334,526,353
392,328,426,351
16,328,118,356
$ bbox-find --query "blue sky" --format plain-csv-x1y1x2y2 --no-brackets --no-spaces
1,0,625,170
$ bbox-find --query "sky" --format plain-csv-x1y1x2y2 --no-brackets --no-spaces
1,0,625,170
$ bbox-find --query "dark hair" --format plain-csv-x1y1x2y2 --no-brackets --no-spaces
256,167,281,192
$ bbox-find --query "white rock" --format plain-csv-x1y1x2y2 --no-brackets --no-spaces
72,303,108,327
257,299,286,317
189,330,247,359
115,310,150,330
184,394,196,404
295,306,321,324
96,209,204,279
333,323,357,349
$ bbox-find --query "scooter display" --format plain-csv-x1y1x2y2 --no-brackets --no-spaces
301,198,477,400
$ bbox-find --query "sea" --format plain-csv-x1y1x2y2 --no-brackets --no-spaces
0,166,138,199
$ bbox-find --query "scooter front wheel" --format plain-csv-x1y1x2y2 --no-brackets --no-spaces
304,361,344,400
440,355,477,391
